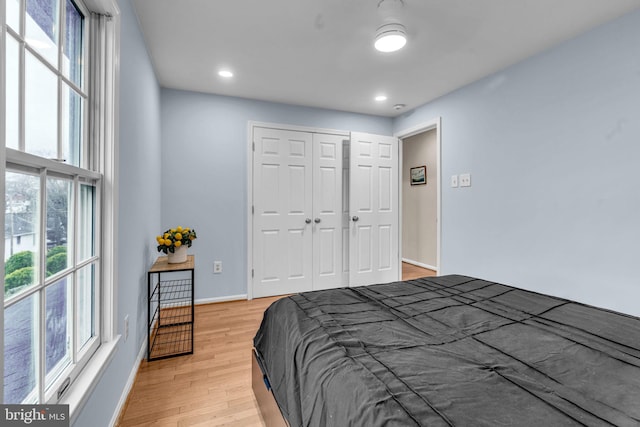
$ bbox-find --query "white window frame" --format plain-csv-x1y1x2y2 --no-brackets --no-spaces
1,0,120,420
4,152,102,404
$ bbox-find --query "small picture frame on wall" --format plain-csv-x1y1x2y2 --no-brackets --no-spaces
410,166,427,185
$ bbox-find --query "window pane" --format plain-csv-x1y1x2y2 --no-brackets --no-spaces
62,84,83,167
77,263,95,349
46,177,71,276
78,184,95,261
25,52,59,159
45,278,72,388
26,0,60,67
63,0,83,87
4,293,40,403
6,34,20,150
5,172,40,300
7,0,20,31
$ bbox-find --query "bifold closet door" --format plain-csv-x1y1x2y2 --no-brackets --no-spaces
252,127,398,297
349,132,400,287
253,127,313,298
312,133,344,291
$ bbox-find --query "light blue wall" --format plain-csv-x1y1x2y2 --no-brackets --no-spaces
394,9,640,316
160,89,392,300
72,0,162,425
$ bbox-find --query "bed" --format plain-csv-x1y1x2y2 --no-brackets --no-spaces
252,275,640,426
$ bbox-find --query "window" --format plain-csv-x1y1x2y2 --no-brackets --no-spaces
2,0,114,407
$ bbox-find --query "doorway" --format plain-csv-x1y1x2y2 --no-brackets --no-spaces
397,119,441,277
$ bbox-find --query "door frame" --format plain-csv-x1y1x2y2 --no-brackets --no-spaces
395,117,442,274
246,121,349,300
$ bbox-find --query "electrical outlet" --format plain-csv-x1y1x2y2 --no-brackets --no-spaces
451,175,459,188
214,261,222,274
460,173,471,187
124,315,129,342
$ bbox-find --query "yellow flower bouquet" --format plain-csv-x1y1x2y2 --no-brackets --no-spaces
156,226,197,254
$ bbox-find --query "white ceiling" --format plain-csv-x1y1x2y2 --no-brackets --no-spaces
132,0,640,117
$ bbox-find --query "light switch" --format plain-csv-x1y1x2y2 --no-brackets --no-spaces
451,175,459,188
460,173,471,187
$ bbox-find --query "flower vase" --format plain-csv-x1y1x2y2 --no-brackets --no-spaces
167,245,187,264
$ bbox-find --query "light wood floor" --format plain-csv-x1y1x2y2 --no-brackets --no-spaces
116,296,282,427
402,262,437,280
117,265,436,426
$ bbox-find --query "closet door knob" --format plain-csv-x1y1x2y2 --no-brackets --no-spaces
314,218,321,223
352,216,359,222
305,218,312,224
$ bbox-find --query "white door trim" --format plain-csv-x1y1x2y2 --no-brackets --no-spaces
247,121,349,300
249,121,349,137
247,122,254,300
395,117,442,273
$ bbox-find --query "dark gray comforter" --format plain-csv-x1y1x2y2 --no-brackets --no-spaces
253,275,640,426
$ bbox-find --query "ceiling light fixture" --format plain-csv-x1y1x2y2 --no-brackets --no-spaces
218,70,233,78
375,23,407,53
375,95,388,102
374,0,407,53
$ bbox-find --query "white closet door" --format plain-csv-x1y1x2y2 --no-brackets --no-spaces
312,133,344,290
349,132,400,287
253,127,313,298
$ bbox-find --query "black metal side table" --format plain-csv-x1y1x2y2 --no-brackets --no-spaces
147,255,195,361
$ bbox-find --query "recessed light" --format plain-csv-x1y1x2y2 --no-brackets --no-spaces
218,70,233,78
375,95,387,102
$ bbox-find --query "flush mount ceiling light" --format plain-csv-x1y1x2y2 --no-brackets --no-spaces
374,0,407,53
374,23,407,53
218,70,233,78
375,94,388,102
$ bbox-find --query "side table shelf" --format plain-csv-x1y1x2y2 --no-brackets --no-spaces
147,255,195,361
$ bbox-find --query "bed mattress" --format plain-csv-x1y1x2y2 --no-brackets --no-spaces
253,275,640,427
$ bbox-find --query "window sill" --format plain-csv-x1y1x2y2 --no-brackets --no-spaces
61,335,121,425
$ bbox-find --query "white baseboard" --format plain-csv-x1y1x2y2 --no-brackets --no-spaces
109,338,147,427
195,294,248,305
402,258,438,272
